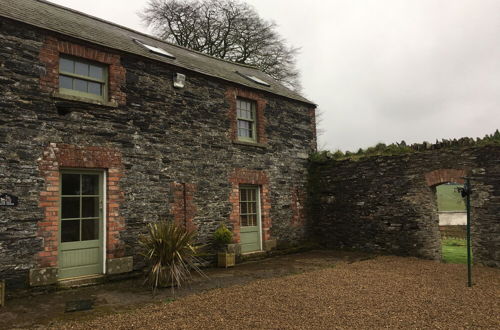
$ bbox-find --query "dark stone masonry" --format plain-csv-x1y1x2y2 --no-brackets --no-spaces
0,16,315,288
308,145,500,267
1,0,498,295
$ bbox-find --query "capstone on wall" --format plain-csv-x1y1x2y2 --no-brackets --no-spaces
0,18,316,288
308,146,500,267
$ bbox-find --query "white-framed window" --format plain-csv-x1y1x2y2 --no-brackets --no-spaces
237,98,257,142
59,56,107,101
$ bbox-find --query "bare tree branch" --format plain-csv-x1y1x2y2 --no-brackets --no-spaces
141,0,301,91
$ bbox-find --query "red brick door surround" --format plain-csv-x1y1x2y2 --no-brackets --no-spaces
228,168,271,245
37,143,125,268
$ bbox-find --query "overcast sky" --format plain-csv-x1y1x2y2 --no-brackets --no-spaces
49,0,500,151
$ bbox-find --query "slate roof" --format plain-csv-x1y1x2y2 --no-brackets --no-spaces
0,0,315,105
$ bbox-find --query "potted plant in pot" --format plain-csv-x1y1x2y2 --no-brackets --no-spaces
139,220,206,294
213,224,235,268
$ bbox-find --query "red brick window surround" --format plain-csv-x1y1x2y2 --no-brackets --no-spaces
39,36,126,106
228,169,271,244
226,87,267,144
37,143,125,268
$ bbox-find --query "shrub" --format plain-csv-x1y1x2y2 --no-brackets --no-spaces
139,221,205,293
213,224,233,251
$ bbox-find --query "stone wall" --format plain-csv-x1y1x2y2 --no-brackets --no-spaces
439,212,466,226
440,225,466,239
0,18,316,288
308,145,500,267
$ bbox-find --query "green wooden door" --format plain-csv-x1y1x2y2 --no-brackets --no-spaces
59,171,104,279
239,186,261,253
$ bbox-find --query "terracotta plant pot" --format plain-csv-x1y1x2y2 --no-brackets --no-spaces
217,252,236,268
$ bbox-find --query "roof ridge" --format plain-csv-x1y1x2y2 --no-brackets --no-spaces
36,0,260,71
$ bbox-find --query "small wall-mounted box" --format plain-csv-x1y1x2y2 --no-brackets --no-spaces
173,73,186,88
0,280,5,307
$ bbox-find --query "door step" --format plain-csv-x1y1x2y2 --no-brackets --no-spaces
239,251,267,262
58,274,105,288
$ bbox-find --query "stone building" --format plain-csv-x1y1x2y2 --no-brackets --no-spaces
0,0,316,287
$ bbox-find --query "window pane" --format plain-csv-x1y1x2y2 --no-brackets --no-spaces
240,202,247,214
61,220,80,242
62,174,80,195
250,214,257,226
82,175,99,195
238,119,255,139
89,65,103,80
82,219,99,241
88,82,102,96
59,75,73,89
75,61,89,76
74,78,87,92
61,197,80,219
245,109,252,120
237,99,255,121
238,128,249,138
238,109,252,120
238,120,253,138
240,214,248,227
238,120,250,129
240,189,247,201
58,58,106,98
82,197,99,218
60,58,74,73
248,202,255,214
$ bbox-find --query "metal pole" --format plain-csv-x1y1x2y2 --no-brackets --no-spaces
465,178,472,287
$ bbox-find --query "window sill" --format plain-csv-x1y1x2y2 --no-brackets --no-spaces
232,140,268,149
52,92,118,108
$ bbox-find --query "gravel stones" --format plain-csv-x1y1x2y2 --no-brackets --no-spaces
53,256,500,329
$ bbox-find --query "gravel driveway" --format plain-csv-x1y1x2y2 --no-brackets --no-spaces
53,256,499,329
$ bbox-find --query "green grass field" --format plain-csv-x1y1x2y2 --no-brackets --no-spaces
442,238,468,264
436,184,465,212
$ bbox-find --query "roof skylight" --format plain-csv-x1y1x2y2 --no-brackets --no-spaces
237,72,271,87
134,39,175,59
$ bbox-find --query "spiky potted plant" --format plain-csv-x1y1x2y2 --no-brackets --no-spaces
139,220,205,294
213,224,235,268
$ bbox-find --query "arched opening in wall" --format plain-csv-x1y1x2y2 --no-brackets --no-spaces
425,169,467,264
433,183,467,263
